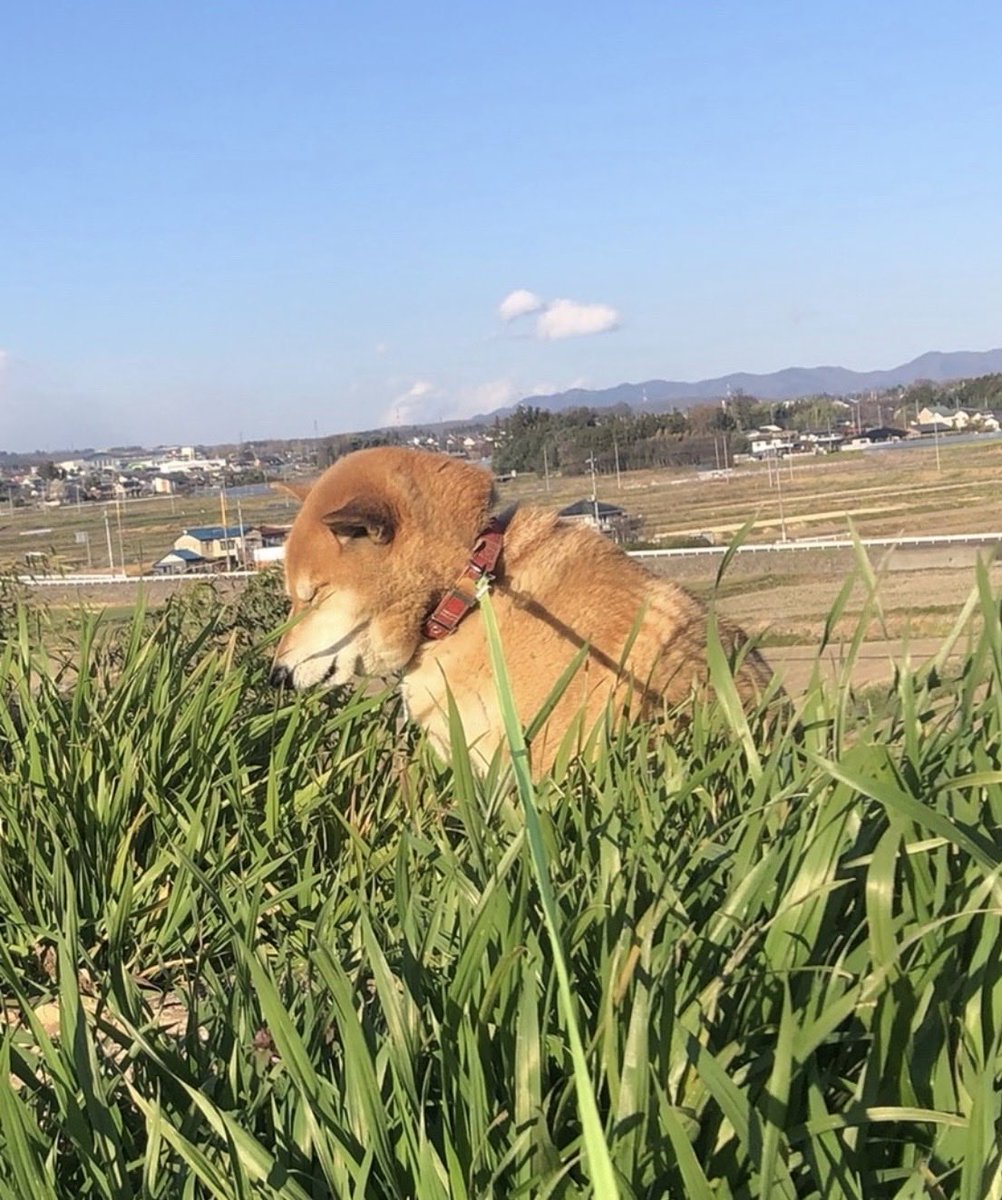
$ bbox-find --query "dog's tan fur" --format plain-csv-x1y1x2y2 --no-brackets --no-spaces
273,447,772,772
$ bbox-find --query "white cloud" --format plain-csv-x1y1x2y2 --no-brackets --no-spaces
457,378,520,417
526,377,588,397
535,298,620,340
498,289,544,323
382,379,438,427
498,290,621,339
375,373,600,428
453,377,593,417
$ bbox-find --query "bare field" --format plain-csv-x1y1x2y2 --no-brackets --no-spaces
497,435,1002,544
654,553,992,692
505,438,1002,687
0,488,300,576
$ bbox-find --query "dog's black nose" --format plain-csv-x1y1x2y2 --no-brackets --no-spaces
270,663,293,689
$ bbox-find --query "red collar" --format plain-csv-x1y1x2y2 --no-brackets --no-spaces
422,517,505,640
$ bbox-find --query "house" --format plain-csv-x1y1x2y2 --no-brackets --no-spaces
559,498,638,541
799,431,844,453
257,524,292,548
114,476,144,498
749,429,797,458
915,406,968,430
855,426,908,444
249,525,291,568
252,546,286,569
173,524,263,566
152,548,208,575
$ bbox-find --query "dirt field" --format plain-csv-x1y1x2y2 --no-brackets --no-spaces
640,544,992,693
498,435,1002,545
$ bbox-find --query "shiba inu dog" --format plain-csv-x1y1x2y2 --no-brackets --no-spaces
270,447,772,772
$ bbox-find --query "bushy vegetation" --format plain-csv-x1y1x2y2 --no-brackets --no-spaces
490,373,1002,481
0,572,1001,1197
488,398,853,478
491,405,722,476
908,373,1002,414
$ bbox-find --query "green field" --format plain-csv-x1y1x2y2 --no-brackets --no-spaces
1,568,1001,1197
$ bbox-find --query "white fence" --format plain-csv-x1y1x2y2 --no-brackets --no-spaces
17,570,260,587
15,532,1002,587
630,532,1002,559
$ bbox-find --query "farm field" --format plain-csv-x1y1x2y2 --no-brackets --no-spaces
496,435,1002,544
4,434,1002,579
0,486,301,578
7,435,1001,689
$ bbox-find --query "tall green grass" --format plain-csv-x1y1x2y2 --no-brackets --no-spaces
0,570,1000,1198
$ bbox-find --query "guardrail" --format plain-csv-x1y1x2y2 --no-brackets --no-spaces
14,532,1002,585
630,533,1002,558
17,570,260,586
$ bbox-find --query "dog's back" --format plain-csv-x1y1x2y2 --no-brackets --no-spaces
403,503,772,771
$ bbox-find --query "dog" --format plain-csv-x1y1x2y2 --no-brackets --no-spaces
270,446,773,773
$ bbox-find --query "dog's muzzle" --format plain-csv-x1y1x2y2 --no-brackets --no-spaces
269,663,294,689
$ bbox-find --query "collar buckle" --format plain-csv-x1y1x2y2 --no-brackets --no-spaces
422,518,505,640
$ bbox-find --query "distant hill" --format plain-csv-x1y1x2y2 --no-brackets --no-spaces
494,349,1002,417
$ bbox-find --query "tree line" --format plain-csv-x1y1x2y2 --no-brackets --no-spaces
488,398,825,477
490,373,1002,477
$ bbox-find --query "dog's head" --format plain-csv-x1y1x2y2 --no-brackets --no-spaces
270,447,495,689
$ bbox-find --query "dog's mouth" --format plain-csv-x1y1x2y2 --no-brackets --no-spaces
271,619,372,692
318,651,367,688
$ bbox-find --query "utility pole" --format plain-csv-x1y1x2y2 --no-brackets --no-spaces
588,453,600,526
115,498,126,576
219,486,233,572
103,509,115,573
613,433,622,489
775,454,788,542
236,498,246,568
543,443,551,492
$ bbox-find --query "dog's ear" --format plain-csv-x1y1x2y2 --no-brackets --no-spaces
322,497,395,544
272,480,312,502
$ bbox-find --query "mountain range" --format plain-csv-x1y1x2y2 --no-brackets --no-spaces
501,348,1002,417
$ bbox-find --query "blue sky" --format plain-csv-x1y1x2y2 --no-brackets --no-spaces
3,1,1001,451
